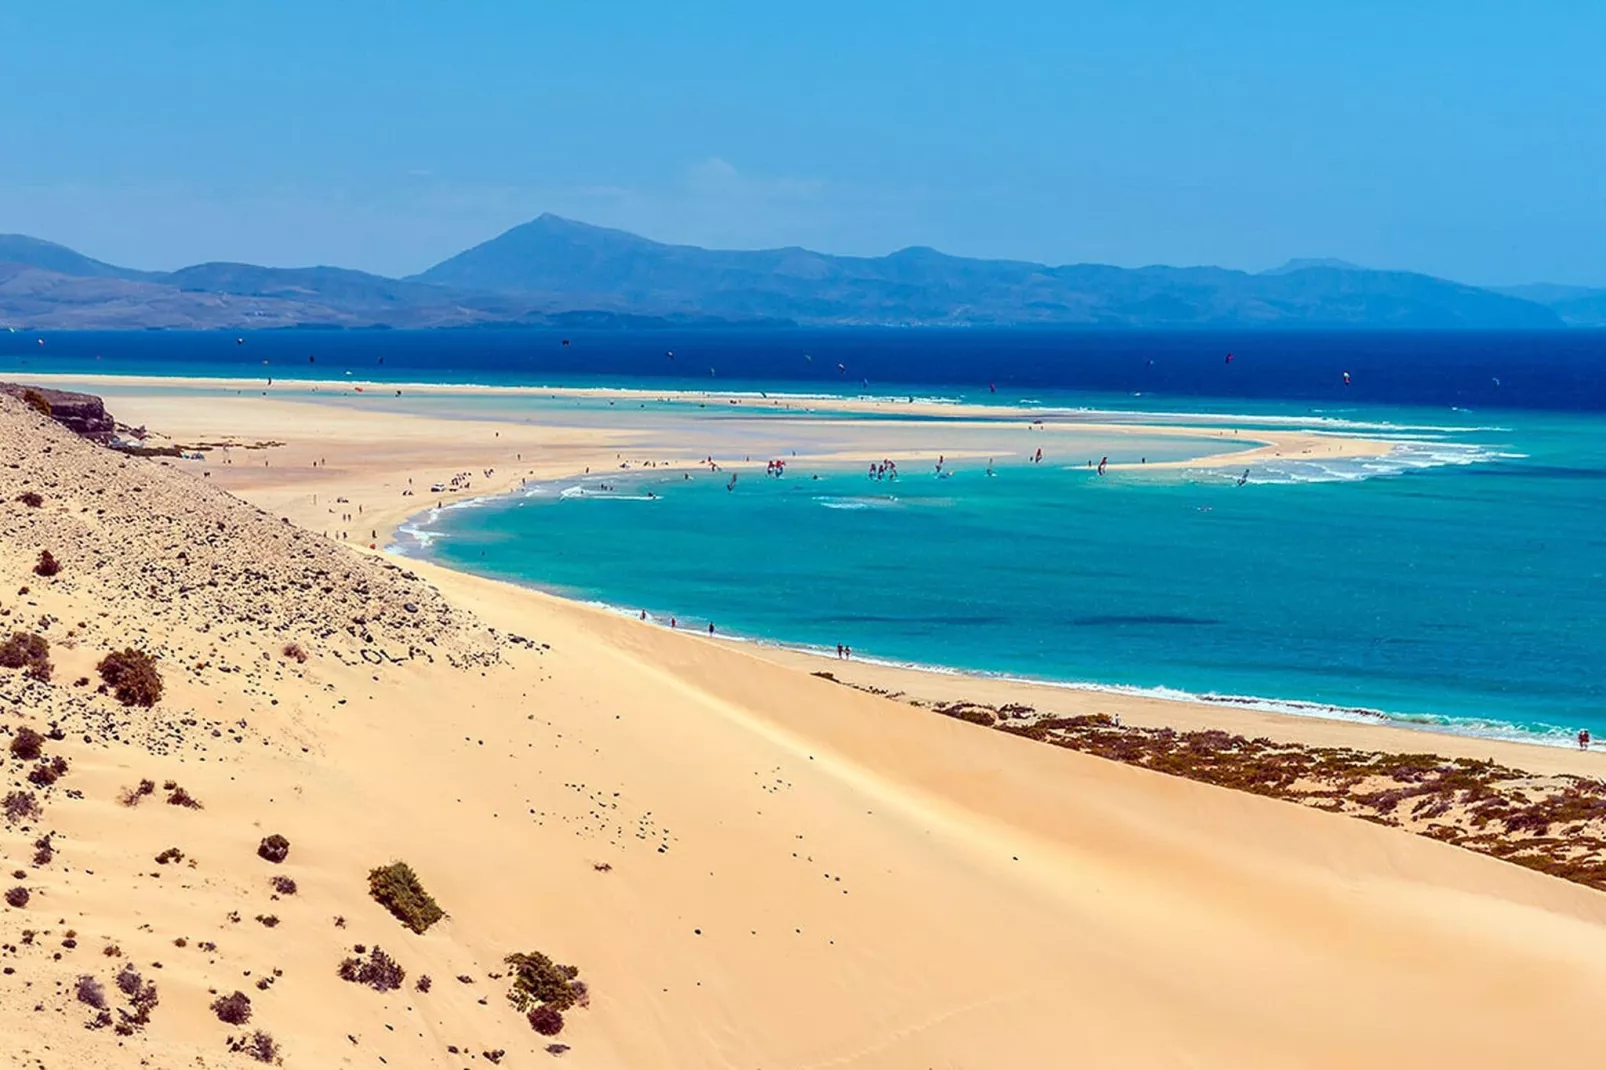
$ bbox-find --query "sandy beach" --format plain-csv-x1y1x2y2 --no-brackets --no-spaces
4,380,1606,1068
18,373,1396,553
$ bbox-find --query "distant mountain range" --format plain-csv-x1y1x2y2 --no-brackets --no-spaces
1,215,1599,330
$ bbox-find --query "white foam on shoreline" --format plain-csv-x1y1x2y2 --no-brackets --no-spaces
1196,438,1522,485
497,594,1583,752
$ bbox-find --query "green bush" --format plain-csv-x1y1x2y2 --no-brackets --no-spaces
504,950,584,1013
367,862,444,934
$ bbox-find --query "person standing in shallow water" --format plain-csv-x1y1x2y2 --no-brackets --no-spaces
1580,729,1591,750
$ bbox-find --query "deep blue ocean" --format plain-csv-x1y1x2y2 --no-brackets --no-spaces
6,329,1605,744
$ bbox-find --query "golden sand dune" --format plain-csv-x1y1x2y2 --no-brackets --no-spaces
3,393,1605,1069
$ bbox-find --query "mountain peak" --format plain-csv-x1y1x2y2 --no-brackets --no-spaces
0,234,153,281
1262,257,1368,275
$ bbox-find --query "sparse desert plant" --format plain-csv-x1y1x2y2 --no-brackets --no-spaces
9,726,45,760
114,966,159,1034
527,1004,565,1036
32,833,54,865
254,914,279,928
415,974,432,993
118,779,157,807
367,861,444,934
16,491,43,508
167,786,202,809
227,1029,281,1064
503,950,585,1013
97,648,163,707
28,757,66,787
115,963,144,997
269,875,297,895
257,834,290,864
281,642,308,663
33,550,60,577
336,945,406,992
211,990,253,1025
76,974,108,1008
3,790,40,824
155,847,184,865
5,886,30,907
0,633,50,678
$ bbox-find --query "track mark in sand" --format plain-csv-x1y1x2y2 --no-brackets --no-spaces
793,988,1033,1070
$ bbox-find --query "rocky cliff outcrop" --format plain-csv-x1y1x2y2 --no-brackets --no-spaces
0,382,116,442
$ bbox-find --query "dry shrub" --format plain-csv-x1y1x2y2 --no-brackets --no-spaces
227,1030,281,1063
166,786,202,809
16,491,42,508
0,633,50,679
257,834,290,864
76,974,108,1008
118,779,157,807
3,790,40,825
504,951,585,1013
6,886,30,908
527,1005,564,1036
33,551,60,577
9,726,45,760
415,974,432,993
97,648,163,707
155,847,183,865
281,642,308,663
113,965,158,1034
254,914,279,928
28,757,68,787
211,990,253,1025
367,861,444,934
337,945,406,992
270,875,297,895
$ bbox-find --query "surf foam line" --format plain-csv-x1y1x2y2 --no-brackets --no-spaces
1194,438,1524,485
764,644,1584,751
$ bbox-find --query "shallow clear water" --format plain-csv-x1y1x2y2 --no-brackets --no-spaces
412,406,1606,746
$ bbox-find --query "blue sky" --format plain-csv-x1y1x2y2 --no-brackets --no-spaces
2,1,1601,284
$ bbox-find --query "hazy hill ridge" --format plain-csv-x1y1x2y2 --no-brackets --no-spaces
0,216,1582,329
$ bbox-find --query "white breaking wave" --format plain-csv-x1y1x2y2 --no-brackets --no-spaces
814,495,902,510
1195,439,1523,485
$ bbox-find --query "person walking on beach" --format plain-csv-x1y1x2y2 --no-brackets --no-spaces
708,622,716,635
1580,729,1591,750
